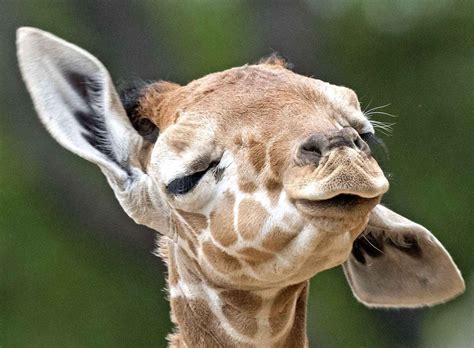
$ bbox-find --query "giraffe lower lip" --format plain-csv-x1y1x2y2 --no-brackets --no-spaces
295,194,380,214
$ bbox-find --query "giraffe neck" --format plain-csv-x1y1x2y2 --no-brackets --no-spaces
162,238,309,347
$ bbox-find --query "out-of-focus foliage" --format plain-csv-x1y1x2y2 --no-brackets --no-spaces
1,1,472,347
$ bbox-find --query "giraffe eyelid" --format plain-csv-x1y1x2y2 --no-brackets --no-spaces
167,160,221,195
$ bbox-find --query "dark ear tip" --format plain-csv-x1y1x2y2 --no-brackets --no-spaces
118,80,159,143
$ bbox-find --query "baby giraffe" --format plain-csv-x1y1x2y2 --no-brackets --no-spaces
17,28,464,347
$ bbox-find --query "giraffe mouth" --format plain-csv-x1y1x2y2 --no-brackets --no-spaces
295,194,381,216
284,147,389,203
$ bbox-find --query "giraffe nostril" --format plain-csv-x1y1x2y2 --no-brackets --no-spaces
297,129,372,166
353,134,371,155
301,143,320,155
297,134,326,165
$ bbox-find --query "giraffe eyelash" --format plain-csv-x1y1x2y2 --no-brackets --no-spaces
167,161,219,195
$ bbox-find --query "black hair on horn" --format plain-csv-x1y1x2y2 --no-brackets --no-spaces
118,80,159,143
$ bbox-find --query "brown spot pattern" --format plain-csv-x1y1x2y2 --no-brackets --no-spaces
238,247,274,264
248,137,266,174
265,177,282,192
222,304,258,337
268,138,289,177
220,290,263,316
172,297,239,347
262,227,297,252
270,284,303,335
238,199,268,240
202,241,241,273
278,283,309,347
239,180,257,193
210,193,237,247
176,209,208,233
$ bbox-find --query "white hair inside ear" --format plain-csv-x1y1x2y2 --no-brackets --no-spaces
16,27,170,234
16,27,140,185
343,204,465,308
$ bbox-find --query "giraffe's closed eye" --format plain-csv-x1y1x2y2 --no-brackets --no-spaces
167,161,219,195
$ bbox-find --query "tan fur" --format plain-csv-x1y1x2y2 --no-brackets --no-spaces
238,247,274,265
210,192,237,247
248,137,267,174
237,199,268,240
238,180,258,193
262,227,298,252
275,283,309,348
202,241,242,273
220,290,263,315
18,28,464,348
222,304,259,338
171,297,239,347
176,209,208,233
269,284,302,335
139,61,388,346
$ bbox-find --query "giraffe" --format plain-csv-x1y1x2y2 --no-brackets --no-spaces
17,27,465,347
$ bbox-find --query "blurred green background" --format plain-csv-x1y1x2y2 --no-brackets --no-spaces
1,1,473,347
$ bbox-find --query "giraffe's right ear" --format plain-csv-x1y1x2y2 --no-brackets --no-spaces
343,205,465,308
17,27,146,189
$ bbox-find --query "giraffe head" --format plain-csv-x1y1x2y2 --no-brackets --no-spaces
131,59,389,290
18,28,464,307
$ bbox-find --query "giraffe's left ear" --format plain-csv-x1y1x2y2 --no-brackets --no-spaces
17,27,171,234
17,27,145,188
343,204,465,308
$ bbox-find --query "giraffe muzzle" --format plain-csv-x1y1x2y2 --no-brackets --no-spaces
284,146,389,205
